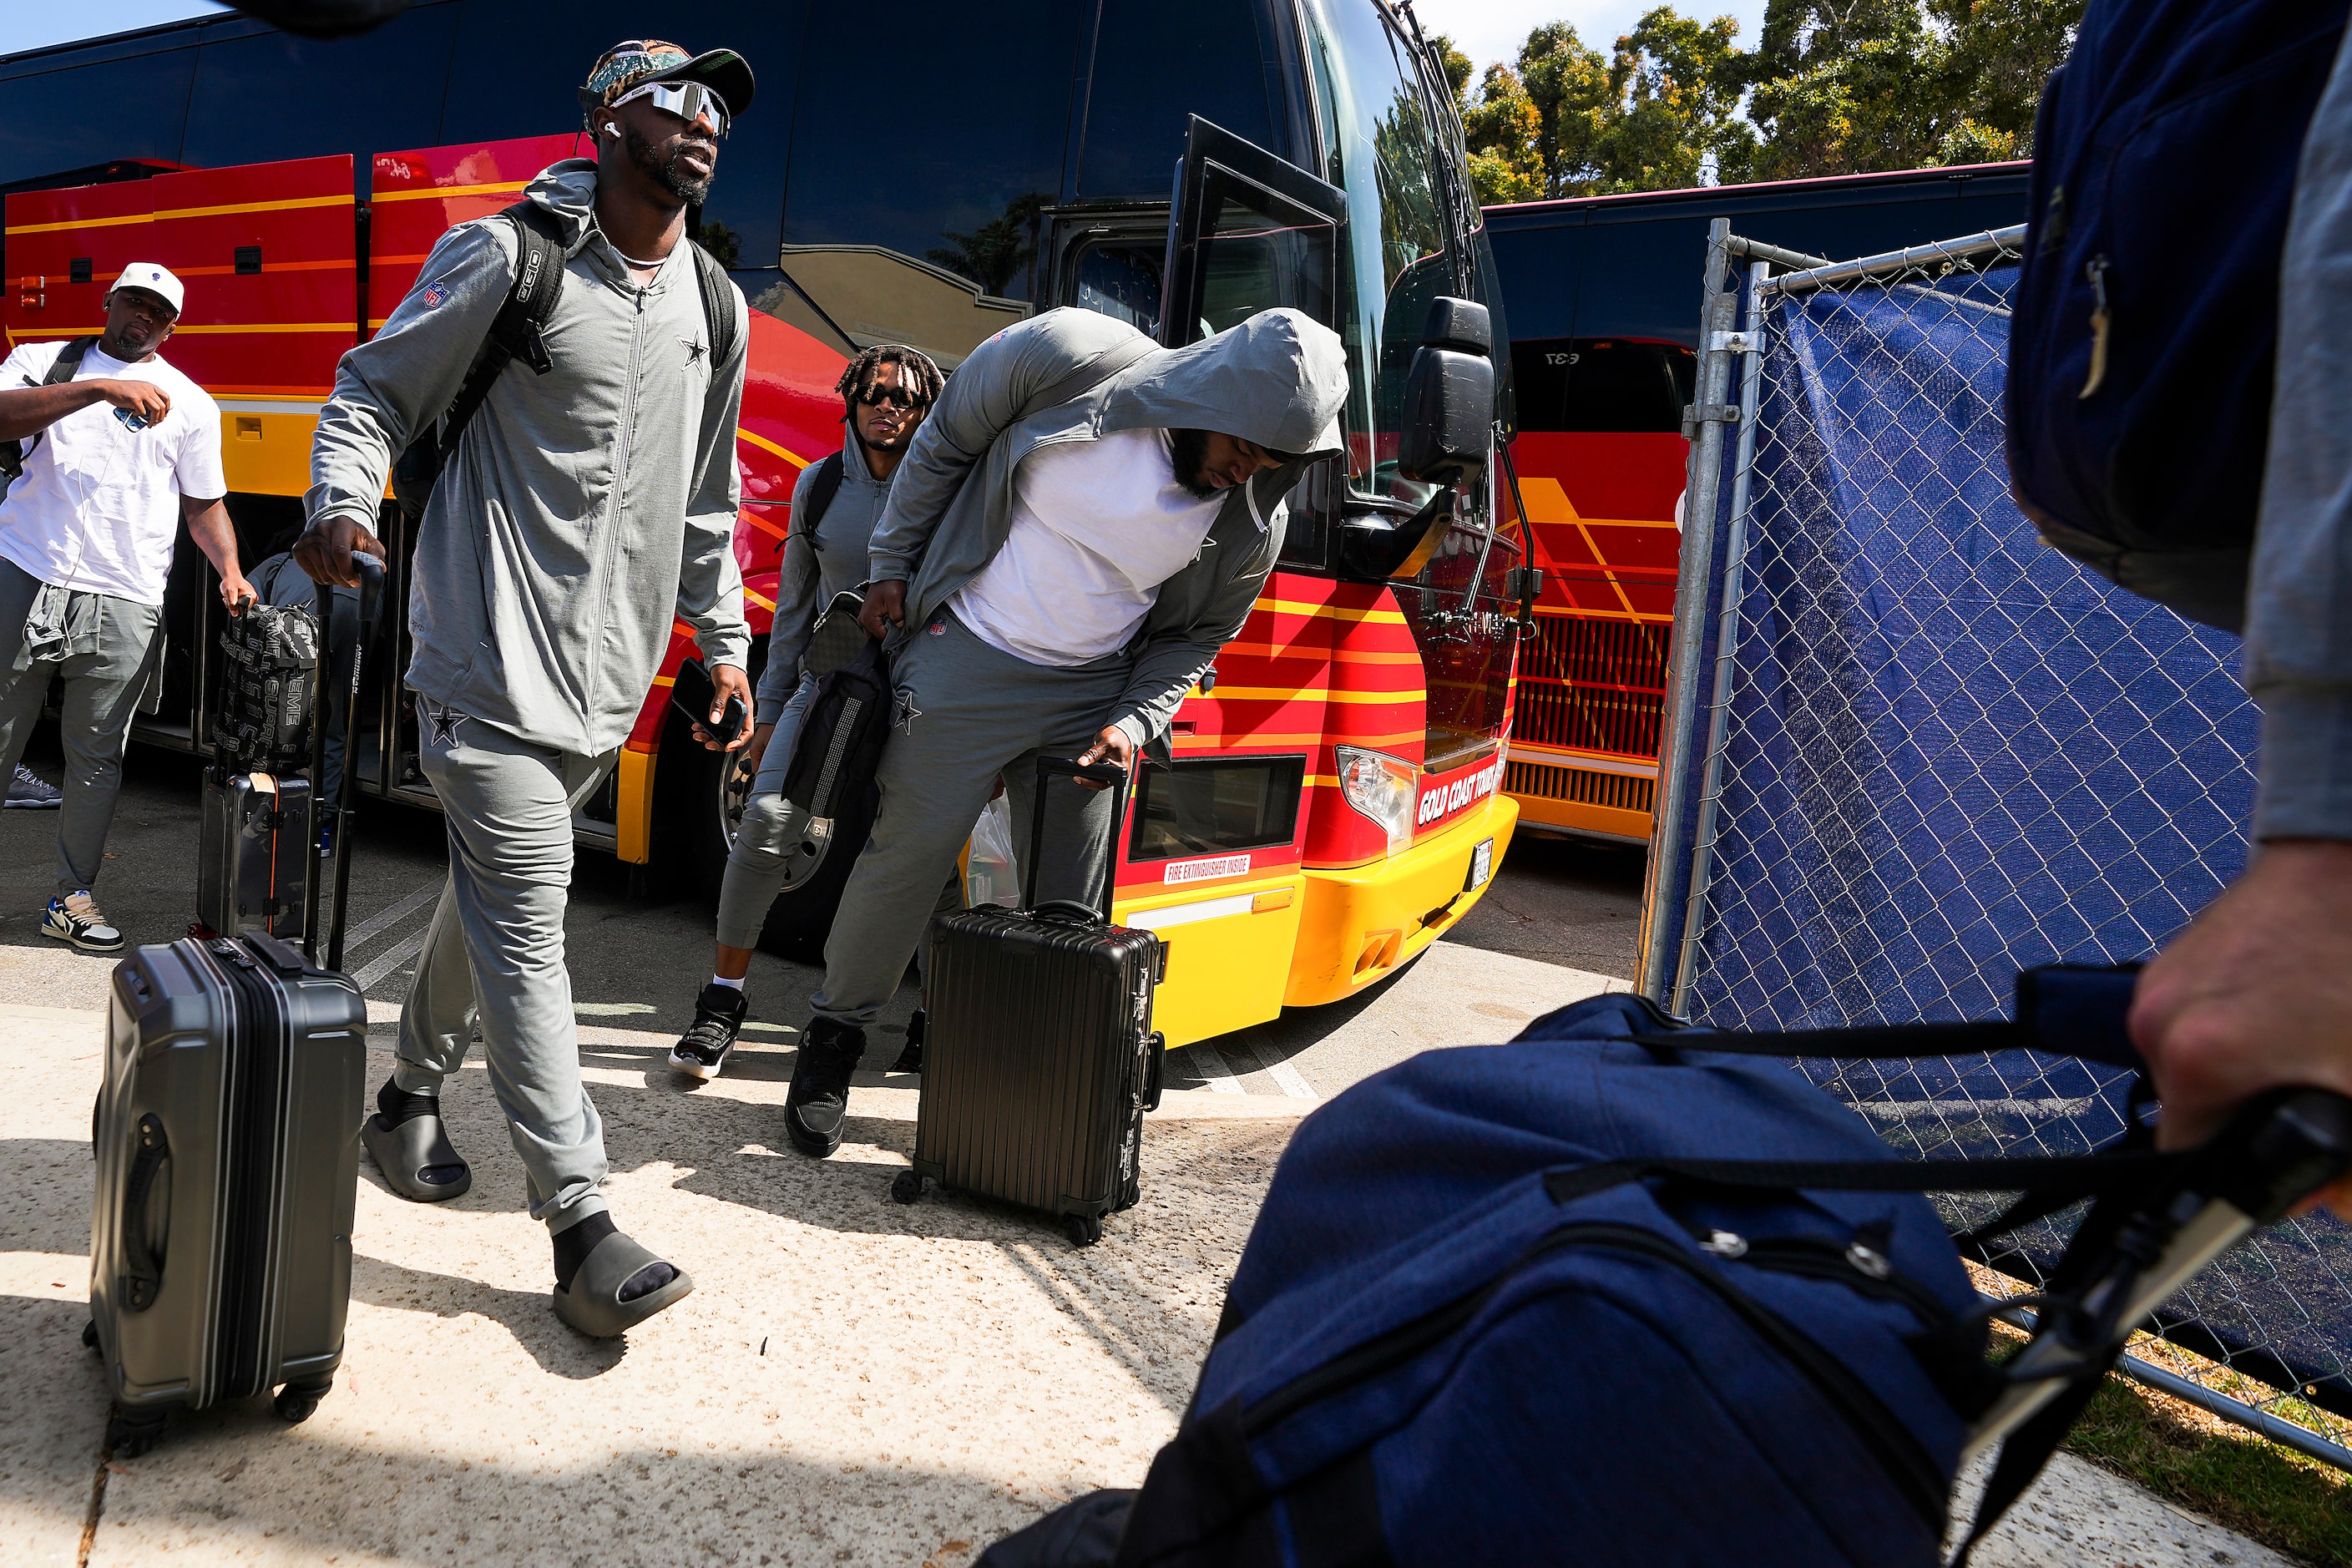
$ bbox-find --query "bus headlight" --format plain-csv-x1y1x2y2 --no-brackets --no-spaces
1336,746,1417,855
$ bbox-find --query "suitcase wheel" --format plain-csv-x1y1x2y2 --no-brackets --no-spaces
273,1378,331,1424
890,1171,924,1206
1064,1213,1103,1248
81,1319,99,1353
105,1407,167,1458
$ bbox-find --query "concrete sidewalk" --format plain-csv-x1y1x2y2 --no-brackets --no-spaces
0,996,2294,1568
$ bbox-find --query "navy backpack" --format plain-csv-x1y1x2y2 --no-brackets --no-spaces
982,978,2350,1568
2006,0,2349,631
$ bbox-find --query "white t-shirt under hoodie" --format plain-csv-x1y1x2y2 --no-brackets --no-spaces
0,339,225,605
952,427,1227,667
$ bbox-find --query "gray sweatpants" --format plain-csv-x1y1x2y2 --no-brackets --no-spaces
0,557,162,898
812,608,1130,1027
393,697,615,1233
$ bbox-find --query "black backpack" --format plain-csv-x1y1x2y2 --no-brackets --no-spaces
390,201,741,524
0,335,98,491
2005,0,2351,632
771,613,892,893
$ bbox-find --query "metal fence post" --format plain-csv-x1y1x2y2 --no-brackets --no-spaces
1635,218,1737,1003
1671,259,1768,1016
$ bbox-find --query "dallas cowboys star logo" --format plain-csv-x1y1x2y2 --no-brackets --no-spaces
422,700,469,748
681,336,707,367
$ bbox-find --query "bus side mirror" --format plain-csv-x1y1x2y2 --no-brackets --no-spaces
1397,297,1494,488
1505,564,1545,637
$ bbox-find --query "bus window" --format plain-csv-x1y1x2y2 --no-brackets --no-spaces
776,0,1081,369
0,48,196,189
1078,0,1284,199
182,12,458,171
1299,0,1450,504
1127,756,1306,862
1071,240,1162,336
1510,336,1694,434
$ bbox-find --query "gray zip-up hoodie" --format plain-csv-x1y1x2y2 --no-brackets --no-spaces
306,159,751,758
870,306,1348,747
756,438,891,723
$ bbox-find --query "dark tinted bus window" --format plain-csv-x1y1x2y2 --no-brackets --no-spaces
1071,240,1162,336
778,1,1081,369
1127,756,1305,861
447,0,807,286
1485,222,1578,342
1510,336,1693,433
0,48,195,189
182,8,459,173
1079,0,1279,199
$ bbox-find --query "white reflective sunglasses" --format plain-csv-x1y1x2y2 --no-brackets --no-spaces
612,79,730,138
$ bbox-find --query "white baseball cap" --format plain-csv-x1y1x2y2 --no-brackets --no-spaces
108,262,184,316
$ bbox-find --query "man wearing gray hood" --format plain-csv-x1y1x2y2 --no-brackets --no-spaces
296,40,756,1336
781,304,1349,1158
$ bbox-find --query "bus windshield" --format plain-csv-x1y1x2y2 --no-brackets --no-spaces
1300,0,1450,508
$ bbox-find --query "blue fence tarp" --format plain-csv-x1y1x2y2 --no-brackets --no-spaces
1671,261,2352,1418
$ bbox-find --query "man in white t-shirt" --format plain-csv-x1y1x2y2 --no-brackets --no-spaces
0,263,252,953
773,306,1348,1159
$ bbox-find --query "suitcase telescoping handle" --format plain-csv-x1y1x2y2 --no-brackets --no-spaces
301,551,386,970
1024,756,1130,924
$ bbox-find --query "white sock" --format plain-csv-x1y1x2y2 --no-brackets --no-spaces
711,973,746,992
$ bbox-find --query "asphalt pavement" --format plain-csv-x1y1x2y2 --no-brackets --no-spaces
0,728,1645,1101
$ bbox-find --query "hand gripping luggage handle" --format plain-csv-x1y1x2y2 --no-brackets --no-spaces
118,1112,169,1313
1024,756,1130,923
303,551,385,969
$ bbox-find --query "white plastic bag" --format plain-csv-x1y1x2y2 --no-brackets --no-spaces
964,793,1021,908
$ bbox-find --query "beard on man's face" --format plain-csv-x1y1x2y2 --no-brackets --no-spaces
625,123,715,205
1169,427,1219,499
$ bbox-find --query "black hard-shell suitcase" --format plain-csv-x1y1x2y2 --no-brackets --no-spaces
893,757,1166,1246
89,557,382,1453
195,769,313,940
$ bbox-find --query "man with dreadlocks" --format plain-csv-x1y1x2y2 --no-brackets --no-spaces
668,343,943,1081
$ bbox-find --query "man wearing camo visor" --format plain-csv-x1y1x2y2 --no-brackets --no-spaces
300,39,756,1340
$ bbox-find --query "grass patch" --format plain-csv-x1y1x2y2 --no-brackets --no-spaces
1972,1289,2352,1566
2064,1373,2352,1565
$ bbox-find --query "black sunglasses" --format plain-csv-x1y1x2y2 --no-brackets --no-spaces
857,385,924,411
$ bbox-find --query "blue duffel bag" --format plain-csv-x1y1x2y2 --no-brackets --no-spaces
981,974,2352,1568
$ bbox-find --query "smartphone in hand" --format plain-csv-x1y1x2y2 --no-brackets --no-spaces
670,660,747,748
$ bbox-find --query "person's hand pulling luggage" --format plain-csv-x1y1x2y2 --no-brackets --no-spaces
2132,838,2352,1216
293,514,387,588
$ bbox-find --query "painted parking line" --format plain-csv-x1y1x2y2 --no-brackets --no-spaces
1180,1044,1246,1095
338,878,442,959
1221,1040,1318,1100
351,928,429,993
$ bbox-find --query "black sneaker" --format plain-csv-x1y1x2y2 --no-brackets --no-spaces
785,1018,865,1157
888,1008,925,1075
5,764,61,809
670,983,749,1081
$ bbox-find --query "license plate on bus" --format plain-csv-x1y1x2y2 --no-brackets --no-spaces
1467,837,1494,891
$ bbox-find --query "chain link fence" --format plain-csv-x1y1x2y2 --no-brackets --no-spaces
1636,221,2352,1465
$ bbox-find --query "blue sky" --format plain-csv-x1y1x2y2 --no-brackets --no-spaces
2,0,1771,72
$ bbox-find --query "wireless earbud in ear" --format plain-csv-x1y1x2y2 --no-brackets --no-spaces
601,123,621,139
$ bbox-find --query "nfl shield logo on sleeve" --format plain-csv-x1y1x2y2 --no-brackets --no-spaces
421,282,450,309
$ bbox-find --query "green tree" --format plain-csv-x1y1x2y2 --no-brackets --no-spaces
1463,63,1547,204
1468,3,2079,199
1743,0,2080,177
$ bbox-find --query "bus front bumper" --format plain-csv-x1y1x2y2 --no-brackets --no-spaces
1282,794,1520,1009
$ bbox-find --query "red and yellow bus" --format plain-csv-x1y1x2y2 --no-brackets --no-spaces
1482,164,2031,844
0,0,1526,1048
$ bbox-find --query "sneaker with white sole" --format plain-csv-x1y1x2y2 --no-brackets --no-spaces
43,891,124,954
5,765,62,809
669,982,748,1080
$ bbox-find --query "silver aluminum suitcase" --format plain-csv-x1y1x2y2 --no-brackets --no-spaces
88,556,381,1453
89,930,367,1450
